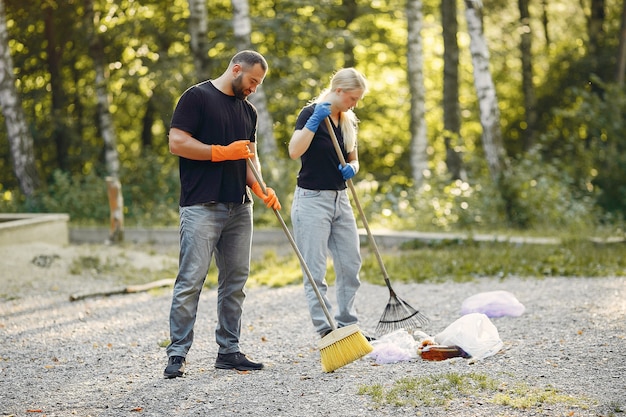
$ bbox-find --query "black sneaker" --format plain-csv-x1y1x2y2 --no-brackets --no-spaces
164,355,186,379
215,352,264,371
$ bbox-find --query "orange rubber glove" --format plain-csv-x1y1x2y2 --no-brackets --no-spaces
250,181,282,210
212,140,254,162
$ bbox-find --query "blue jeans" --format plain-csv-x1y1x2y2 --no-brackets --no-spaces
167,202,253,358
291,187,361,336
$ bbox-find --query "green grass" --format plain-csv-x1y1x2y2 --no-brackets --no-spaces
357,372,592,411
238,238,626,288
76,236,626,290
360,238,626,285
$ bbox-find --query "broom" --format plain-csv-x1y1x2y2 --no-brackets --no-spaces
323,118,430,336
246,159,372,372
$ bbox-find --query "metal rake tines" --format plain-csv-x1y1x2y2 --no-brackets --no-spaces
375,295,429,336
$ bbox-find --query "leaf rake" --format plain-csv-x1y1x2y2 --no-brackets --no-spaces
324,118,429,336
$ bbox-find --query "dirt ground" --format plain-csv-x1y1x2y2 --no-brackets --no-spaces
1,240,625,417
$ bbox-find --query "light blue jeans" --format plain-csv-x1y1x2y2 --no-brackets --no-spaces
167,202,253,358
291,186,362,336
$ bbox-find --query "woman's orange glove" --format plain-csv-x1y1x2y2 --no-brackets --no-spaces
250,182,282,210
212,140,254,162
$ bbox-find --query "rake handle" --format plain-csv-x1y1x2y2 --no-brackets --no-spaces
246,158,337,330
324,118,394,292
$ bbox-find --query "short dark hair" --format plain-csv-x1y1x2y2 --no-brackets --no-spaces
231,50,268,72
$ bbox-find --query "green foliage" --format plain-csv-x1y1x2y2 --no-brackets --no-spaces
2,0,626,235
118,150,180,227
31,169,110,223
498,149,599,230
536,78,626,221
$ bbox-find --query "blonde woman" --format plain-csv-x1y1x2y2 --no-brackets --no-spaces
288,68,374,340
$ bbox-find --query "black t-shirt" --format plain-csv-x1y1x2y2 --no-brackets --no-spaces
170,81,257,206
294,104,350,191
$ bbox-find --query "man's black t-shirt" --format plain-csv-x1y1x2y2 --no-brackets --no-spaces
170,81,257,206
294,104,350,191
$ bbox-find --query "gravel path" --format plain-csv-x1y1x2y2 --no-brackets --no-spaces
0,241,625,416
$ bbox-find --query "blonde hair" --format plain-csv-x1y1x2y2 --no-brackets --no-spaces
313,68,368,153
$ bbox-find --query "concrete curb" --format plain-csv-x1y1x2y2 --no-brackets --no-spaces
68,226,564,248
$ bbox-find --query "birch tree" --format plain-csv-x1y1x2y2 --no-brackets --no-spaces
0,0,40,196
188,0,210,81
231,0,277,159
406,0,428,188
464,0,509,183
84,0,123,241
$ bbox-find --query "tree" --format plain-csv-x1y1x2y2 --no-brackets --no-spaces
84,0,123,241
231,0,277,160
464,0,509,183
0,0,39,197
43,2,70,170
406,0,428,187
616,0,626,85
441,0,466,181
518,0,537,151
188,0,210,81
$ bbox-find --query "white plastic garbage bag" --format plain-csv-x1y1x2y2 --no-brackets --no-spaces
434,313,503,361
366,329,419,364
461,290,525,318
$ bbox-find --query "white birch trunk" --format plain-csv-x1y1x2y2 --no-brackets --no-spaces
188,0,209,81
85,0,123,240
0,0,40,196
407,0,429,188
464,1,508,182
231,0,277,159
85,0,120,179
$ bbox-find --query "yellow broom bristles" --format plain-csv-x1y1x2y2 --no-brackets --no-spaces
317,324,373,373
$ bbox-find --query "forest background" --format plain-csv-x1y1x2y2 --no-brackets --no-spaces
1,0,626,238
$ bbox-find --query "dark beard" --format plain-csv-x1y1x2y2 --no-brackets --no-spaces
232,75,247,100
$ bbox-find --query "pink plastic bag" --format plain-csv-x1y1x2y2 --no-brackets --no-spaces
461,290,525,318
366,329,419,364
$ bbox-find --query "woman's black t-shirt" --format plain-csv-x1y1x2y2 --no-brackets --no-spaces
294,104,350,191
170,81,257,206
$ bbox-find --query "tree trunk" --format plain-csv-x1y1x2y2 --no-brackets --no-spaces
0,0,40,196
44,2,70,171
84,0,119,179
84,0,123,241
406,0,428,188
231,0,277,161
464,0,509,183
519,0,537,151
616,0,626,85
187,0,210,81
141,95,155,149
587,0,606,58
541,0,550,48
441,0,466,181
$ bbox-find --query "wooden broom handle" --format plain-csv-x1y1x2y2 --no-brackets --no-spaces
246,159,336,330
323,117,394,289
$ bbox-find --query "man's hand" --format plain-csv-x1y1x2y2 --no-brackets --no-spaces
304,102,331,133
251,182,282,210
338,162,357,180
212,140,254,162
